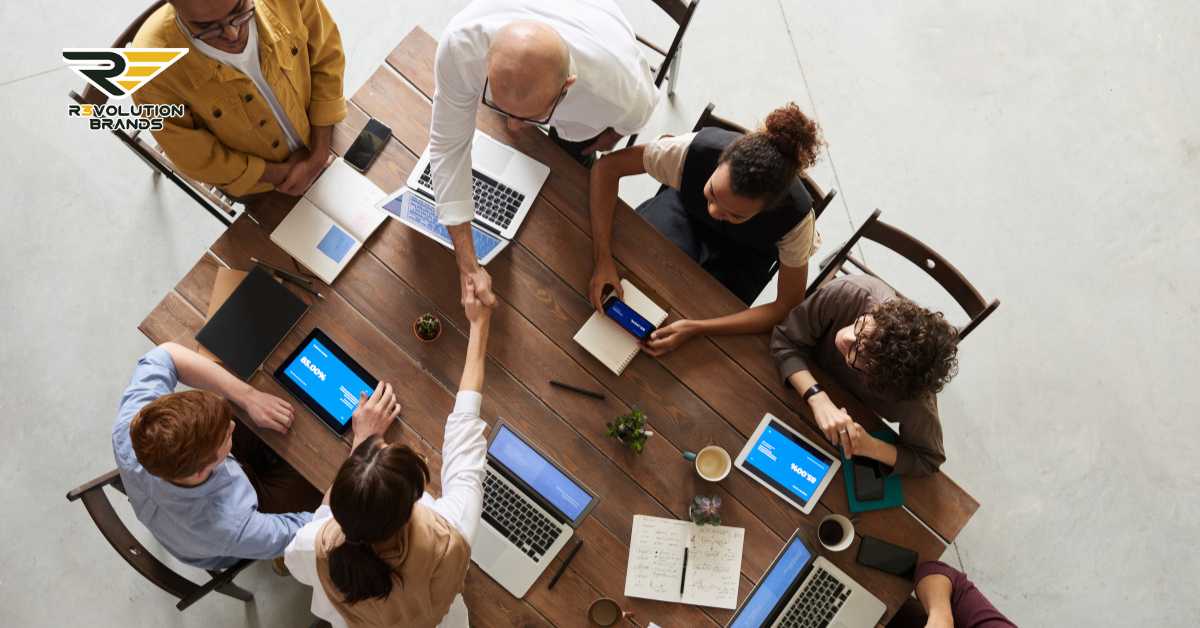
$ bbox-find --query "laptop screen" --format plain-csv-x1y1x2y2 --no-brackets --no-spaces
728,534,813,628
489,425,594,523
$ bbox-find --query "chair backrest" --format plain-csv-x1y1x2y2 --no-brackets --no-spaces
75,0,167,106
688,102,837,220
808,209,1000,342
639,0,701,87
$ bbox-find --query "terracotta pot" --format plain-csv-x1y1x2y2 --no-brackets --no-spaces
412,316,442,342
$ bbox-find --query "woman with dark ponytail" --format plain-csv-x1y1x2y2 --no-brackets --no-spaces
588,102,825,355
285,279,494,627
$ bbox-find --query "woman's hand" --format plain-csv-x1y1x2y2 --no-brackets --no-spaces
642,319,698,356
589,257,623,311
351,382,401,448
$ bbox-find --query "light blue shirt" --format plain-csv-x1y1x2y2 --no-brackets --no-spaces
112,348,312,569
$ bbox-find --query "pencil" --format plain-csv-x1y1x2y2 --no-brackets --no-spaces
251,257,326,300
547,539,583,590
549,380,606,400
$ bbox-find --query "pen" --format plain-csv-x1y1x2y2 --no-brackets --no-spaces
679,547,688,596
251,257,326,300
546,539,583,590
549,379,606,400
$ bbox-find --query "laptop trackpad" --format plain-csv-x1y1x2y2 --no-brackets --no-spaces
473,135,515,175
472,526,509,567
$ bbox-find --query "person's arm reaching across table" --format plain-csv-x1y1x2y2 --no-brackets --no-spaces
157,342,294,434
913,561,1017,628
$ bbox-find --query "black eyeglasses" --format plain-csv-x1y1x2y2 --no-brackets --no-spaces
480,76,567,125
190,1,256,42
847,317,869,373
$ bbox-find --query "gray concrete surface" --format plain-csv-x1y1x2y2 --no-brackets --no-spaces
1,1,1197,626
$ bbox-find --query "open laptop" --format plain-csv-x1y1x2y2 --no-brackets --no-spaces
385,130,550,265
472,421,598,598
727,529,886,628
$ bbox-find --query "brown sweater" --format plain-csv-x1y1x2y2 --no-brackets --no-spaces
314,504,471,628
770,275,946,476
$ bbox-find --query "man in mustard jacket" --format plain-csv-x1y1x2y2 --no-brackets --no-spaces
132,0,346,197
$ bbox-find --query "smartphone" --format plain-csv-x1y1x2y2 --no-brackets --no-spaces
852,457,885,501
344,118,391,172
602,293,657,341
856,535,918,579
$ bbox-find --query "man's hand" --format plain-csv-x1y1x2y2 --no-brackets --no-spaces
589,256,623,311
461,266,496,307
234,388,294,434
583,128,623,154
642,319,698,356
350,382,401,448
277,151,332,196
462,276,495,326
812,399,856,453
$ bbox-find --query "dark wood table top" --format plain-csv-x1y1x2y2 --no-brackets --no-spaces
138,27,977,627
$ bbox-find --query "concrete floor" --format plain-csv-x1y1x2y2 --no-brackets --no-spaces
1,1,1197,626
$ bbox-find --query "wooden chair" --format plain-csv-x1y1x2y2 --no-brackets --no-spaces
66,469,256,611
808,209,1000,342
625,0,701,147
68,0,238,226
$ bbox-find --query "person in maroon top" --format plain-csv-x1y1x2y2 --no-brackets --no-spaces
887,561,1017,628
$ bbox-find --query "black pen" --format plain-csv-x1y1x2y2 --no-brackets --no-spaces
251,257,326,300
549,379,606,400
546,539,583,590
680,547,688,596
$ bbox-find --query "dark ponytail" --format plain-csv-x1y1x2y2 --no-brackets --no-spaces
718,102,823,204
327,435,431,603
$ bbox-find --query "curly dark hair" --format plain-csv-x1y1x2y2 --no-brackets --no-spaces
719,102,823,205
858,299,959,400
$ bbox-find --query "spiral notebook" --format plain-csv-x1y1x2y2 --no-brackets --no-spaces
573,279,668,375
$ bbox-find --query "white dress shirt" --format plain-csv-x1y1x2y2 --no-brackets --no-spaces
182,17,304,152
430,0,660,225
284,391,488,628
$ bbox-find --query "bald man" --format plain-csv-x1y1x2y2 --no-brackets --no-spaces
431,0,659,307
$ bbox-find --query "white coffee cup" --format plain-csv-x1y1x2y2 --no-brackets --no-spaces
683,445,731,482
817,514,854,552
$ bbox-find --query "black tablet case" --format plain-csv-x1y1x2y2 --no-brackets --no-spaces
196,266,308,380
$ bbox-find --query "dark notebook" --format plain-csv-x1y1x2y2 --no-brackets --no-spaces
196,266,308,380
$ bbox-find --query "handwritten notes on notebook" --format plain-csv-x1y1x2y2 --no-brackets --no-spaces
624,515,744,609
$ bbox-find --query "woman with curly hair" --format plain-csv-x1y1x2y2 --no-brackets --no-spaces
770,275,960,476
588,102,824,356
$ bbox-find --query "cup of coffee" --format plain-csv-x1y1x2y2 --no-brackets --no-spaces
588,598,629,626
683,445,731,482
817,514,854,552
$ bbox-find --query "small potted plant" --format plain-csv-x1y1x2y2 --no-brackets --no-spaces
412,313,442,342
606,409,653,453
689,495,722,526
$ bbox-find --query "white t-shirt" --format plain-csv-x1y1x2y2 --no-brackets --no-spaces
183,17,304,152
284,391,488,628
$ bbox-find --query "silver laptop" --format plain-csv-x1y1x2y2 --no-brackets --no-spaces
472,421,598,598
726,529,886,628
397,130,549,264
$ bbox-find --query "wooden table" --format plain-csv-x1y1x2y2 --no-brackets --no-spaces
139,28,978,627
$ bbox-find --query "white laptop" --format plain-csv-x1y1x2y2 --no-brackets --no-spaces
726,530,886,628
472,421,599,598
381,130,549,265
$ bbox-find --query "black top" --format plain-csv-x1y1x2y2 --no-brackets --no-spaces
677,127,813,258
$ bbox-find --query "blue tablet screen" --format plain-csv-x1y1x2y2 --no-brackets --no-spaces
744,421,835,505
281,336,373,427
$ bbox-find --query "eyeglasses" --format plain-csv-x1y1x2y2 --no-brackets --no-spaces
480,76,567,125
847,317,869,373
190,1,256,42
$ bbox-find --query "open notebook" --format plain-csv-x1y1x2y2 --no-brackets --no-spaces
573,279,668,376
270,158,386,284
624,515,744,610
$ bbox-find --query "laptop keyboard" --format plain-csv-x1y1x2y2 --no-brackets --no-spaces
419,164,525,230
481,469,563,562
775,568,850,628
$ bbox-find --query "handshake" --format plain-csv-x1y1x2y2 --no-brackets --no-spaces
460,266,497,324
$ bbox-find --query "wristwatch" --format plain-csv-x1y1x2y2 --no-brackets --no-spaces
801,383,823,402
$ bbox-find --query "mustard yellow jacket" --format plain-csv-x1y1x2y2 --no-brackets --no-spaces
132,0,346,196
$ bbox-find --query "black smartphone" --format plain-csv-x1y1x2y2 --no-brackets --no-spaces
853,457,885,501
344,118,391,173
602,293,657,341
856,535,918,579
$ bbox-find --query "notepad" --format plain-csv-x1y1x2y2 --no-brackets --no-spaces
624,515,744,610
573,280,668,375
270,158,386,284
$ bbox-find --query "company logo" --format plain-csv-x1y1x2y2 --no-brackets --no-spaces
62,48,187,98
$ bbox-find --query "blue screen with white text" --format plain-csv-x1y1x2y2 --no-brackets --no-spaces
744,422,833,504
729,537,812,628
282,337,373,426
490,426,592,521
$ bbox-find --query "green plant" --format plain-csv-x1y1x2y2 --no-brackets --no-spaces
414,313,441,340
606,409,652,453
689,495,722,526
